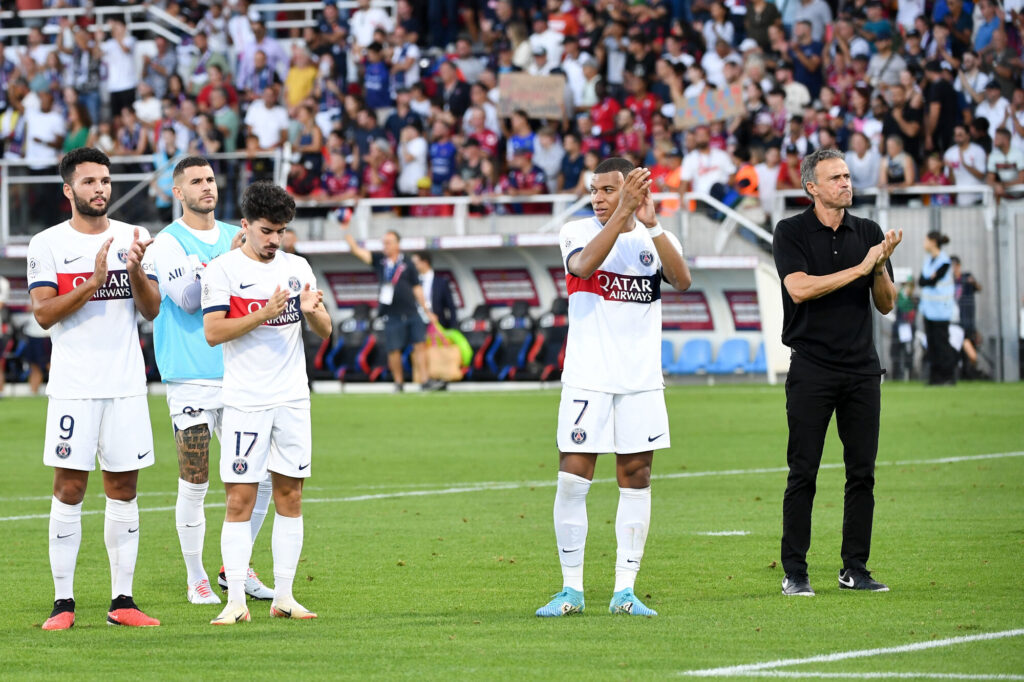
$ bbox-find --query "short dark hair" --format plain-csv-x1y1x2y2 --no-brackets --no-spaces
593,157,635,177
385,229,401,242
59,147,110,185
240,181,296,225
414,251,433,266
173,155,211,180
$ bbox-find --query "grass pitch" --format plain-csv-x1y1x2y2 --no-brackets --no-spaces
0,383,1022,680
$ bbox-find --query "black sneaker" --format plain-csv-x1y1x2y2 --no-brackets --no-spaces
838,568,889,591
781,574,815,596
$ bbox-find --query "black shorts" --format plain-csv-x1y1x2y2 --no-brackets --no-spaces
384,313,426,353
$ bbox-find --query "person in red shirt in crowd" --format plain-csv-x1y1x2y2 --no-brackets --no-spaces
590,81,621,148
362,139,397,210
196,64,239,112
467,108,499,158
777,143,811,205
320,152,361,201
410,176,454,217
624,72,661,136
544,0,579,36
576,112,605,156
614,108,644,158
497,148,548,215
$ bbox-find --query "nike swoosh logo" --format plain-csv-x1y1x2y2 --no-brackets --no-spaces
647,433,665,442
56,532,76,539
137,451,151,460
64,256,83,264
239,283,256,289
626,559,639,564
278,608,291,617
128,527,139,534
235,612,246,622
184,522,202,528
560,548,577,553
298,463,310,471
839,576,855,587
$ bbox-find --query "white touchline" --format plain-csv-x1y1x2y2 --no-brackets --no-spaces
695,531,751,536
678,629,1024,678
700,673,1024,680
1,450,1022,522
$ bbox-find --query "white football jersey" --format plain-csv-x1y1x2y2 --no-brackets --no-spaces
559,217,683,394
201,249,315,410
26,220,155,399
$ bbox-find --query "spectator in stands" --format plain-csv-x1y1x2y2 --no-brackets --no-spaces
506,109,536,160
613,108,643,158
436,60,471,122
755,145,781,218
101,18,139,118
746,0,782,51
497,148,548,214
389,25,421,95
134,82,162,128
244,86,288,151
558,132,585,193
782,114,810,157
61,103,91,156
428,121,457,193
533,126,564,192
987,127,1024,199
957,50,990,106
919,232,957,385
236,18,288,92
528,46,557,76
846,132,880,197
293,103,324,174
24,90,64,172
975,82,1012,139
191,112,223,157
284,46,318,113
980,29,1021,98
321,152,361,201
882,83,924,163
397,120,428,196
362,138,398,205
152,126,182,223
351,0,394,48
880,135,917,204
680,125,736,209
62,26,102,126
238,50,279,103
971,117,993,155
793,0,832,43
774,61,811,116
866,26,905,90
362,41,392,114
925,60,959,154
143,35,177,100
943,124,988,205
197,65,239,112
352,108,386,155
921,152,954,205
209,88,240,153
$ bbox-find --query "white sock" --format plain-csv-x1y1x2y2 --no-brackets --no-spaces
271,514,303,603
221,521,252,606
614,486,652,593
554,471,591,592
49,497,83,601
250,474,273,544
104,497,140,599
175,479,209,584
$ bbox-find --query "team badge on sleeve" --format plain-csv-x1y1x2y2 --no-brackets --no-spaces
117,248,129,264
28,258,39,275
571,427,587,445
232,458,248,475
639,250,654,266
288,276,301,293
55,442,72,459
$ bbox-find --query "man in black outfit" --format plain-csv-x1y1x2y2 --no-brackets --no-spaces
772,147,903,597
343,225,430,392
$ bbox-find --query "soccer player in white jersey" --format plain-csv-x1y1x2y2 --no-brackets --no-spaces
201,181,331,625
144,156,274,605
27,147,163,630
536,158,692,617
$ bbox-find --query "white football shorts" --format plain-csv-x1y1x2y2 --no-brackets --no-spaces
43,396,155,472
220,402,312,483
556,386,670,455
166,381,223,436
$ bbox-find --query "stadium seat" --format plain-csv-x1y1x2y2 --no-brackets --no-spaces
490,301,535,380
707,338,751,374
747,341,767,373
526,298,568,381
661,339,675,369
325,304,375,382
365,315,390,382
665,338,712,375
459,304,495,380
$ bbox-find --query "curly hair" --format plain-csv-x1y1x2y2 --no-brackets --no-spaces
59,147,110,185
240,181,296,226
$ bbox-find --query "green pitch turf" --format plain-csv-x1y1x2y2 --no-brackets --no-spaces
0,383,1022,680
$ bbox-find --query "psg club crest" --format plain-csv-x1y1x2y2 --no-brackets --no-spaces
288,276,301,293
639,250,654,267
117,248,129,264
55,442,72,459
232,458,248,475
571,427,587,445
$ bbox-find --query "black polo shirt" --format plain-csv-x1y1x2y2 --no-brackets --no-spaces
371,252,420,316
773,206,893,375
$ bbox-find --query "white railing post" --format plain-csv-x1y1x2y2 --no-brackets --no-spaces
1,169,9,246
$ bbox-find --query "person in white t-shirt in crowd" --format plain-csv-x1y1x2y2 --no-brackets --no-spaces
244,86,289,151
397,120,428,196
101,19,139,120
28,147,162,631
350,0,393,49
23,90,67,227
755,145,782,220
974,81,1012,139
679,125,737,213
943,124,988,205
986,127,1024,199
536,158,691,619
845,131,881,200
201,181,331,625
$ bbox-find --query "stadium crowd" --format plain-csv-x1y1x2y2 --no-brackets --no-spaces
5,0,1024,223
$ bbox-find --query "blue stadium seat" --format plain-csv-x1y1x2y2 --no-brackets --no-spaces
747,341,767,373
708,338,751,374
661,339,675,369
665,338,712,375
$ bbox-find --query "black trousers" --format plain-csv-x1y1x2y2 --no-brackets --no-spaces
781,355,881,576
924,318,955,385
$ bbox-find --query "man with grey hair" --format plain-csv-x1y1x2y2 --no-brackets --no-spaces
771,147,903,597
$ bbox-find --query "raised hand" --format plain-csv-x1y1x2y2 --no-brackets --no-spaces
620,167,652,214
262,285,288,321
90,237,114,287
230,229,245,250
875,229,903,268
299,282,324,314
859,242,885,276
126,227,154,274
636,185,658,228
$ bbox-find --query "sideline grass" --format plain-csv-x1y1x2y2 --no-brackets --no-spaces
0,383,1021,680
